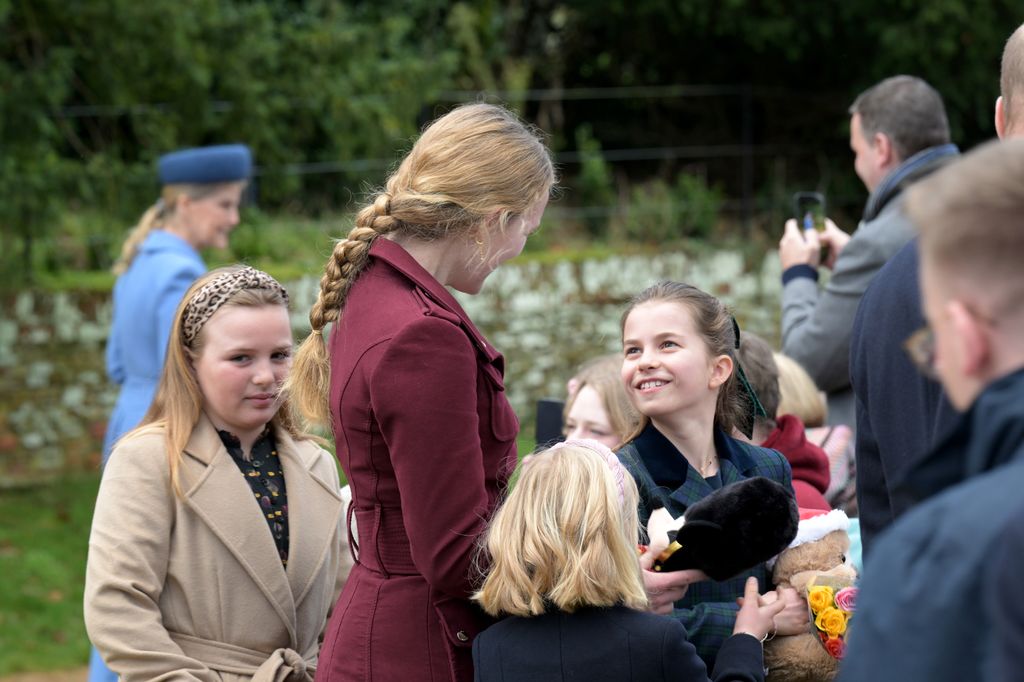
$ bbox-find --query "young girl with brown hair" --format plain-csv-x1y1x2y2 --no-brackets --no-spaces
616,281,806,668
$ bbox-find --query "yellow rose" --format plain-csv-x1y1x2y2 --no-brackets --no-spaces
808,586,835,614
815,607,848,637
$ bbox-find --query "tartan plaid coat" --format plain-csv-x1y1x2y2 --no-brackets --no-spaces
617,423,794,668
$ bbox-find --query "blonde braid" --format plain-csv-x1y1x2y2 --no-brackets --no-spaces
287,192,399,427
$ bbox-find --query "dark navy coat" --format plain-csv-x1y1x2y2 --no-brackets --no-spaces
849,239,956,554
839,368,1024,681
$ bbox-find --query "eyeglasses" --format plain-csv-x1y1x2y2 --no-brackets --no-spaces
904,300,1005,381
903,326,938,380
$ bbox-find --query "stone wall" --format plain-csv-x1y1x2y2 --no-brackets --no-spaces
0,251,781,483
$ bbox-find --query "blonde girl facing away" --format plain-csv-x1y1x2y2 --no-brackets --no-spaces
85,266,349,682
287,103,556,682
473,440,783,682
615,281,805,668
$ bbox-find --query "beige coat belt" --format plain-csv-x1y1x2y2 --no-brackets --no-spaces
168,631,315,682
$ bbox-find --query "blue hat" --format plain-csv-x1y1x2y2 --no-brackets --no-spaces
158,144,253,185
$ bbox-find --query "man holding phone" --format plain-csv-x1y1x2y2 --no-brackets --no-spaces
850,26,1024,559
777,75,958,432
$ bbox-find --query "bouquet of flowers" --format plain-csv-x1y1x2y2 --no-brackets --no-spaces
807,576,858,659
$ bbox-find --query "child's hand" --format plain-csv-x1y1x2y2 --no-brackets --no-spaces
639,551,708,615
769,586,810,636
733,577,787,642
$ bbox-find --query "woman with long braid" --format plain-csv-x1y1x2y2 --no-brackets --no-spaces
288,103,555,682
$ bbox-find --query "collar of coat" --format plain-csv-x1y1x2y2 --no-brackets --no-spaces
180,414,342,647
368,236,503,366
628,422,766,499
139,229,204,263
862,143,960,222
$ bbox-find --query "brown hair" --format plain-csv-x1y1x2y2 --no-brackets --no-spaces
122,265,304,497
112,182,244,275
905,138,1024,315
773,353,827,428
619,281,744,441
736,332,781,421
563,353,639,449
289,103,556,427
1002,25,1024,135
848,75,950,162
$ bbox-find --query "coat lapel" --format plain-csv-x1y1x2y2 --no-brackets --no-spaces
669,468,713,509
275,431,343,606
180,416,298,644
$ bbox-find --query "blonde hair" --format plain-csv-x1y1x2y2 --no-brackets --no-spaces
474,443,648,617
289,103,556,427
122,265,305,497
563,354,638,449
620,281,744,443
112,182,244,275
905,138,1024,317
773,352,827,428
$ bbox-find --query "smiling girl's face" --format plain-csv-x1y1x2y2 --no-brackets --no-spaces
620,300,731,426
190,304,293,444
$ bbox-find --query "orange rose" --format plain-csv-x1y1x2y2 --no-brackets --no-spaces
815,606,848,637
808,585,834,614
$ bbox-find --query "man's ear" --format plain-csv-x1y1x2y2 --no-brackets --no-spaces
996,96,1007,139
947,299,991,378
709,353,734,390
874,132,896,168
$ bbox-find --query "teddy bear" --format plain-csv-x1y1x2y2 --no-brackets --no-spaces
763,509,857,682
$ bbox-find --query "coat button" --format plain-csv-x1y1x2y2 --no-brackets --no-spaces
456,630,469,642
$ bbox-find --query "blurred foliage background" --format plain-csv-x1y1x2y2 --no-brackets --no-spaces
2,0,1021,287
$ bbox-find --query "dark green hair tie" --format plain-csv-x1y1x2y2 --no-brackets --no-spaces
731,316,768,438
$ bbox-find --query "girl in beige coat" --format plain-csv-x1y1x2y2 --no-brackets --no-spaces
86,266,350,681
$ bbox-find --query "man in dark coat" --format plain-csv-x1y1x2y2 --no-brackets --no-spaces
853,26,1024,555
849,241,957,554
839,140,1024,681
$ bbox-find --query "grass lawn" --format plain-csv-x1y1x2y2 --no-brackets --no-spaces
0,475,99,675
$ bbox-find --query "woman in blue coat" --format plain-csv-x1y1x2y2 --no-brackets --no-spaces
91,144,251,682
102,144,252,461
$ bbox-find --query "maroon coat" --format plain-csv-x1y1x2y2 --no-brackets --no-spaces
316,238,518,682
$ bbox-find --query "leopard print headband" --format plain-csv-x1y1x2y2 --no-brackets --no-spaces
181,266,290,345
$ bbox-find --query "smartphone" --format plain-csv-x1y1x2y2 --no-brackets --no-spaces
793,191,827,233
534,397,566,448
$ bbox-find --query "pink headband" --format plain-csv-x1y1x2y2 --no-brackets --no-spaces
549,438,628,506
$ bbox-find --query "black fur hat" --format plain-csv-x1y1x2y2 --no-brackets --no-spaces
653,477,799,581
